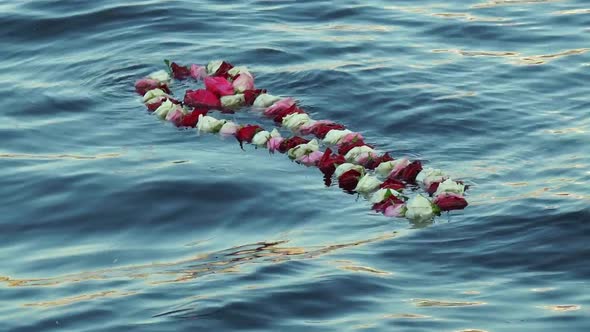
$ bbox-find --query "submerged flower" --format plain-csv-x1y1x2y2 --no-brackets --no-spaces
190,64,207,80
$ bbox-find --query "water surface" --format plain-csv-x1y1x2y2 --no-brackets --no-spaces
1,0,589,331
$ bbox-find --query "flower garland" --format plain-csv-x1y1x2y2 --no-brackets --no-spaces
134,60,469,222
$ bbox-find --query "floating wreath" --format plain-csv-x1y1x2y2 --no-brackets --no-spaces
134,60,469,222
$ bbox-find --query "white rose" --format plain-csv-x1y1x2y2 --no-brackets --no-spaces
434,178,465,196
405,195,435,222
143,89,167,103
206,60,223,75
375,158,410,177
253,94,282,109
220,94,245,109
416,168,446,186
282,113,312,131
287,139,319,159
251,130,271,147
344,145,376,162
354,175,382,194
197,115,226,134
334,163,365,179
153,99,176,119
147,70,170,82
228,66,249,77
370,188,402,204
323,129,353,145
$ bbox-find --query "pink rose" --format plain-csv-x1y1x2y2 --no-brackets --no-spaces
267,137,285,153
384,204,405,217
204,76,234,97
190,64,207,80
263,98,295,117
297,150,324,166
340,132,364,145
232,72,255,93
165,108,185,125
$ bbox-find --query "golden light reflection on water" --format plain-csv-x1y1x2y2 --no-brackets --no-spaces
339,265,392,276
23,291,136,308
432,48,588,65
383,313,431,319
471,0,562,9
553,8,590,15
540,304,581,312
1,233,398,309
412,299,486,307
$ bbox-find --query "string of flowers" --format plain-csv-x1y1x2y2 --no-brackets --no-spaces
134,60,469,222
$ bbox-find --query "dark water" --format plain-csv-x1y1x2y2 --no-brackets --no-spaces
1,0,590,331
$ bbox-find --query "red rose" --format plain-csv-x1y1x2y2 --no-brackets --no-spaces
204,76,234,97
398,160,423,183
379,178,405,191
338,139,369,156
311,123,346,139
278,136,310,154
171,62,191,79
272,104,305,124
372,195,404,213
426,182,440,196
433,193,468,211
178,108,209,128
318,148,346,186
213,61,234,79
236,125,263,148
364,153,394,170
184,89,221,109
243,89,267,105
338,169,362,192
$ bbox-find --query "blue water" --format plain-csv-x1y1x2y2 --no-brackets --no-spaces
1,0,589,331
